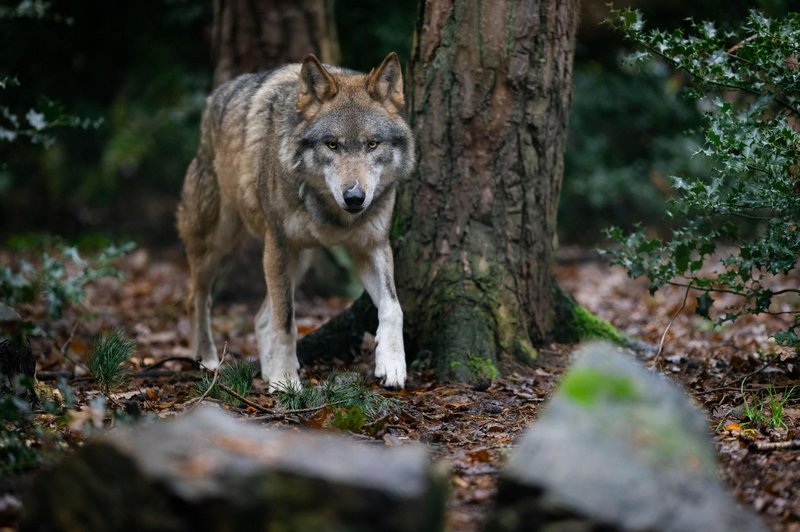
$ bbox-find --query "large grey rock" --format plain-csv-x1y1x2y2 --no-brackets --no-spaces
486,342,765,532
21,407,447,531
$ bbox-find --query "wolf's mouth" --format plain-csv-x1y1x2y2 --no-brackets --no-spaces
344,205,365,214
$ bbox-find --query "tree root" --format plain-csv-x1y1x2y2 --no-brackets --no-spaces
297,292,377,364
748,440,800,452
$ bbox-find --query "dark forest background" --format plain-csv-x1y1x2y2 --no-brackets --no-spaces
0,0,790,247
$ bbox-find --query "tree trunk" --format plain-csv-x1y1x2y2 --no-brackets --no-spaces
393,0,579,380
212,0,340,87
298,0,582,381
209,0,343,308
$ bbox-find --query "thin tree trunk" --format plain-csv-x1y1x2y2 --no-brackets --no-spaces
392,0,579,380
212,0,340,87
209,0,343,308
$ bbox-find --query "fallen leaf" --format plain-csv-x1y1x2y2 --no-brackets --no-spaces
303,407,333,429
466,448,491,463
296,323,317,336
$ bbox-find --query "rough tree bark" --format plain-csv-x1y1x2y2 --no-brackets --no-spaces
212,0,339,87
299,0,581,382
208,0,343,307
393,0,580,380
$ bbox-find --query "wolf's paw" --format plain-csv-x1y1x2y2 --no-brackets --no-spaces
265,370,301,393
262,354,301,393
197,351,220,371
375,344,406,389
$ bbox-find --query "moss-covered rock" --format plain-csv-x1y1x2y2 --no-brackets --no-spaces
485,342,766,532
559,367,638,406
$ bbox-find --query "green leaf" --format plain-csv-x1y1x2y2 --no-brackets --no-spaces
754,289,773,313
674,242,691,272
696,293,714,319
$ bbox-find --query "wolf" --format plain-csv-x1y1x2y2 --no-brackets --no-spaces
177,52,414,391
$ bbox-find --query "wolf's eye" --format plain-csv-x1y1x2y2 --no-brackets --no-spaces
326,141,338,150
367,141,379,150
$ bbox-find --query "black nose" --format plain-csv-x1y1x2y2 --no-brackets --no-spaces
343,186,365,208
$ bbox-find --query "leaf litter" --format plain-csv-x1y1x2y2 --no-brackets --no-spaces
1,246,798,531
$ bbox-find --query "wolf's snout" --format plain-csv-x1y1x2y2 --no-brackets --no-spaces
343,185,366,211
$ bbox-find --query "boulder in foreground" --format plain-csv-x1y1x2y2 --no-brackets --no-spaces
22,407,447,531
486,342,765,532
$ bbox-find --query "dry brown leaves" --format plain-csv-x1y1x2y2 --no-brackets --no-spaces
3,247,798,531
558,258,800,532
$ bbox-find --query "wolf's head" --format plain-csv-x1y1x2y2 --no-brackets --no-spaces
293,53,415,218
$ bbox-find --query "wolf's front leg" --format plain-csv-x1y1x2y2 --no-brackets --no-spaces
350,243,406,389
259,231,300,392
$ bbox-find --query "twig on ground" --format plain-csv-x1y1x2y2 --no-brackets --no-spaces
245,399,350,421
59,323,90,373
691,358,792,396
37,368,192,381
693,382,798,396
218,382,270,413
139,355,198,372
183,343,227,412
654,283,692,368
59,323,77,357
703,357,779,394
739,357,777,381
748,440,800,452
282,399,349,414
36,371,93,382
129,369,192,379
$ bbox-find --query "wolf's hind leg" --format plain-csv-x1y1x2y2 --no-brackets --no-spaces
178,158,242,370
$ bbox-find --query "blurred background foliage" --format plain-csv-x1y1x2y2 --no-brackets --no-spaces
562,0,791,243
0,0,792,246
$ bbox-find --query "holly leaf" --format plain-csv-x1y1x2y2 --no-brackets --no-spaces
696,293,714,319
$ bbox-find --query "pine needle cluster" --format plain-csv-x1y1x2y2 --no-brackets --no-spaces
274,372,400,417
88,329,135,394
195,359,255,407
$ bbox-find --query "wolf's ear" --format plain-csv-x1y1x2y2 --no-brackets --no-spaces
367,52,404,113
298,54,338,114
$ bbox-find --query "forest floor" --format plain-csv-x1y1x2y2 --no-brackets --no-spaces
2,245,799,531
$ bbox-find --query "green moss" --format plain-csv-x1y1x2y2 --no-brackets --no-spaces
571,305,628,345
512,336,538,364
467,355,499,381
329,405,366,432
492,303,536,365
420,257,542,381
560,368,639,406
552,284,628,344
